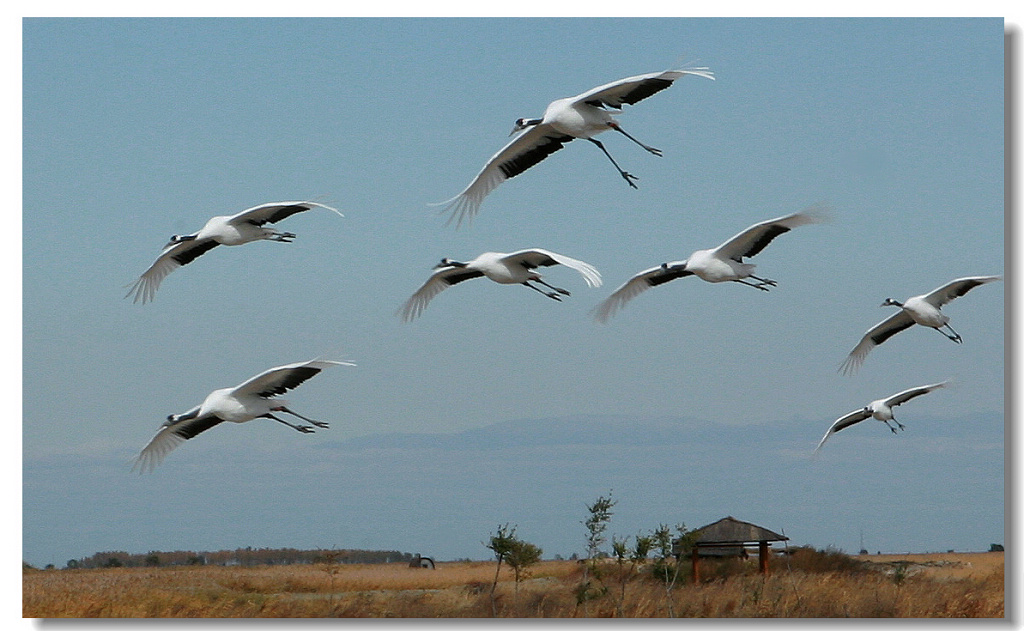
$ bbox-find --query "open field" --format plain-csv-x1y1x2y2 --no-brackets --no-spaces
24,551,1003,618
855,551,1005,581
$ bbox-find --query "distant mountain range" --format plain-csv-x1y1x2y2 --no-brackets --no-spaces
323,414,699,450
315,411,1003,452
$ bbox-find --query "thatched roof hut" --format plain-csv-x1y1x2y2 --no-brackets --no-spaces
693,515,787,546
680,516,789,581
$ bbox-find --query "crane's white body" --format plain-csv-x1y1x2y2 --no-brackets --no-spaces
433,67,714,227
541,95,617,140
898,295,954,329
685,247,757,283
399,248,602,322
839,275,1001,375
471,251,549,284
195,386,277,423
192,215,273,245
593,206,827,323
132,359,354,472
126,201,343,304
815,381,949,451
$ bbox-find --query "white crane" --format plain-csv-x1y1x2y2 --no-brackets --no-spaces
132,358,354,472
814,380,949,452
432,67,715,227
398,248,602,322
839,275,1001,376
125,201,343,304
592,206,827,323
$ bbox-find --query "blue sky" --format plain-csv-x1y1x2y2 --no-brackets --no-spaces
20,17,1006,570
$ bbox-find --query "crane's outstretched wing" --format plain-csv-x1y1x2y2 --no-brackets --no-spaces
228,201,343,226
592,262,692,323
398,265,487,322
232,359,354,398
814,408,874,452
571,68,715,109
884,381,948,408
132,406,223,473
921,275,1001,308
839,310,916,376
432,125,574,228
713,205,829,263
503,248,603,288
124,238,221,304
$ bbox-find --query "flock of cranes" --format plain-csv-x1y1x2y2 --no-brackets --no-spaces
127,64,1000,471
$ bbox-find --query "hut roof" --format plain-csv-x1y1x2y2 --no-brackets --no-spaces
692,516,788,545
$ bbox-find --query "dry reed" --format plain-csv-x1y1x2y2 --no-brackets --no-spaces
24,553,1003,618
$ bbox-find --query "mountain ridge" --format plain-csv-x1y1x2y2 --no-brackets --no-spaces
316,410,1003,452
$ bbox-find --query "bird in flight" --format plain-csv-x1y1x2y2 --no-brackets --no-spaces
398,248,602,322
814,381,949,452
132,358,353,472
839,275,1001,376
433,67,714,227
125,201,343,304
592,205,828,323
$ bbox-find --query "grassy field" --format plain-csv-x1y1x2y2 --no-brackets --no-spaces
23,550,1003,618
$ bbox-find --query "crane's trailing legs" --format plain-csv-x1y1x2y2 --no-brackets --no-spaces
937,324,963,344
748,274,778,287
731,273,778,291
885,418,906,433
608,121,663,156
587,138,639,189
732,279,771,291
267,231,297,242
536,278,571,297
264,406,329,433
523,281,566,301
276,405,329,428
265,413,315,433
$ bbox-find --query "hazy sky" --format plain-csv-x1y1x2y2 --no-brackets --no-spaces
21,17,1006,569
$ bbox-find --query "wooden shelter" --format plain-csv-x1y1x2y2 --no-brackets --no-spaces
679,516,788,583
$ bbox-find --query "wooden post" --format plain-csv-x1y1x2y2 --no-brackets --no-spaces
758,541,769,575
691,546,700,584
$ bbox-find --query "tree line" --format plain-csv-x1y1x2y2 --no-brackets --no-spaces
61,547,416,569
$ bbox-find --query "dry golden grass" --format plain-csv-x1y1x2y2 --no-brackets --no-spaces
24,553,1004,618
855,551,1004,581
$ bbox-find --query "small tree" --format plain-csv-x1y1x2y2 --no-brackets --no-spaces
612,533,653,617
650,523,693,617
316,549,346,605
505,538,543,604
484,523,518,616
577,493,616,615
